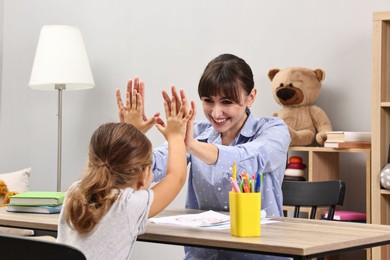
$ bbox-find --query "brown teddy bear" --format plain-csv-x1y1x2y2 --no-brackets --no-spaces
0,180,18,206
268,67,332,146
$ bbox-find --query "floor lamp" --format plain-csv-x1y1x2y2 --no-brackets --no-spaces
28,25,95,191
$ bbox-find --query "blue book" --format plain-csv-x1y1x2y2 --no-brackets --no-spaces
6,204,62,214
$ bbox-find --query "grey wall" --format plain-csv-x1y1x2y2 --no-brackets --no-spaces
0,0,3,106
1,1,390,259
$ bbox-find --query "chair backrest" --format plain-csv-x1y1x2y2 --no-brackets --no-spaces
0,233,86,260
282,180,346,220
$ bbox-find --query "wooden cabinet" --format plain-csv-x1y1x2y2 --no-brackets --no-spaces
371,10,390,260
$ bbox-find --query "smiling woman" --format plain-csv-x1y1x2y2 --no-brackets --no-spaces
116,53,291,260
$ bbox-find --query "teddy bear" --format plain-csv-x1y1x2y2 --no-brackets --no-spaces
0,180,18,206
268,67,332,146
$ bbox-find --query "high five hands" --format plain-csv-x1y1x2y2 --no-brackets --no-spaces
162,86,197,148
116,77,195,133
116,77,162,133
156,94,194,141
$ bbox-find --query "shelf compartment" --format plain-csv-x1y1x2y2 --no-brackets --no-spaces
372,11,390,260
380,189,390,195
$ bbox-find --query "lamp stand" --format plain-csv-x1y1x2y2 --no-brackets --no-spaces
55,84,65,192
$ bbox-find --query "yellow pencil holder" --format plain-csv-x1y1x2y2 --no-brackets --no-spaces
229,191,261,237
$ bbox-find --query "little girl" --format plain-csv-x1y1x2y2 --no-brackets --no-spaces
57,93,193,260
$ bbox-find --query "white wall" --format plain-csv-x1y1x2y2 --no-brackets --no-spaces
0,0,3,103
1,1,390,259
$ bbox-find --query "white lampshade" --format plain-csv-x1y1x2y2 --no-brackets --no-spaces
29,25,95,90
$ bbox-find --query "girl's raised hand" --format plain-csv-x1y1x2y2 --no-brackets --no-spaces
116,77,162,133
156,94,193,140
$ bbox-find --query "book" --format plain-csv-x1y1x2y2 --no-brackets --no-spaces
326,131,371,142
324,141,371,149
323,211,366,221
6,204,62,214
8,191,66,206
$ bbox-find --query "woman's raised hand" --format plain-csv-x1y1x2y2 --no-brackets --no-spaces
184,101,196,149
162,86,186,114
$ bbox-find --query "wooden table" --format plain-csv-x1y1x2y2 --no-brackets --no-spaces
0,207,58,236
1,208,390,259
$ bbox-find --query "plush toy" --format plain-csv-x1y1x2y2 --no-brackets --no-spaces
268,67,332,146
0,180,18,206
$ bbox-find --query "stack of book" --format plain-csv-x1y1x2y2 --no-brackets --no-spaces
322,210,366,223
6,191,65,214
324,131,371,149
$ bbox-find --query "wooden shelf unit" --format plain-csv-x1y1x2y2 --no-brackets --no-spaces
371,10,390,260
288,146,371,221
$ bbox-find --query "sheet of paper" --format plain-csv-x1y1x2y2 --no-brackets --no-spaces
261,218,280,224
149,210,230,228
149,210,279,230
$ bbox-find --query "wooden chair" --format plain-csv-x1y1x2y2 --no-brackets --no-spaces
0,233,86,260
282,180,346,220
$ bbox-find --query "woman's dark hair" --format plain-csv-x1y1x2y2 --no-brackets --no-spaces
198,54,254,103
